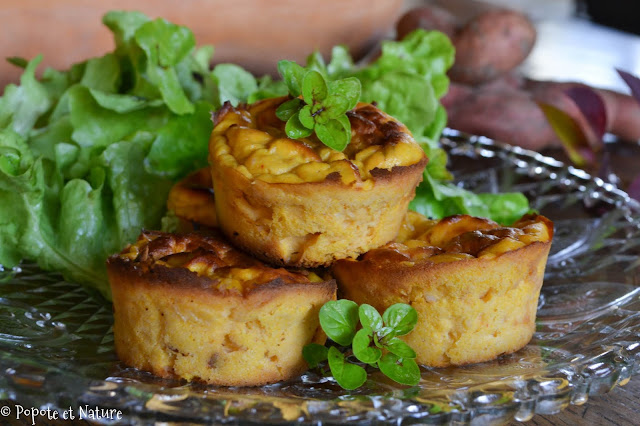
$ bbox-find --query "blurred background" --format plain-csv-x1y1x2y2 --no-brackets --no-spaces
2,0,639,90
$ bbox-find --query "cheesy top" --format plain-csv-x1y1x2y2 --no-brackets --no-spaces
360,212,553,266
209,97,426,186
119,231,321,294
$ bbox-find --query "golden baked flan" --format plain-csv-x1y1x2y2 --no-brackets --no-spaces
208,96,428,267
332,212,553,367
106,230,336,386
166,168,217,229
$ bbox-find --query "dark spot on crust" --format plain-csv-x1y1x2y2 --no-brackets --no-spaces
344,104,413,158
324,171,342,182
211,101,235,127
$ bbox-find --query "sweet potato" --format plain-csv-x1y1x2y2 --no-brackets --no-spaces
397,6,536,85
450,10,536,85
445,82,558,151
396,4,458,40
443,77,640,152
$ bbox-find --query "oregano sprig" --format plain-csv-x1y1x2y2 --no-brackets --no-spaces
303,300,421,390
276,60,361,151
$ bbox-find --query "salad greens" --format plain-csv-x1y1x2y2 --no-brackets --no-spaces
0,10,529,299
303,300,420,390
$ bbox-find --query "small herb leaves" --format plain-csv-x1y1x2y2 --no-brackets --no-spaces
318,299,359,347
276,60,361,151
303,301,421,390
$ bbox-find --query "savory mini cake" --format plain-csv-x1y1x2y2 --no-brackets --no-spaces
106,230,336,386
332,212,553,367
208,96,428,267
166,168,217,229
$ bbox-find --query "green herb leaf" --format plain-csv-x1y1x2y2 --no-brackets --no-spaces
298,104,315,129
327,346,367,390
276,98,304,121
352,327,382,364
302,70,328,105
384,337,417,359
277,60,306,98
277,59,360,152
319,300,359,346
315,115,351,152
307,301,420,390
377,326,395,342
302,343,329,368
359,304,383,332
285,112,313,139
383,303,419,337
325,77,361,117
378,352,421,386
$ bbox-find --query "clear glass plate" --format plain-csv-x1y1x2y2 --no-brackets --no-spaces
2,129,640,425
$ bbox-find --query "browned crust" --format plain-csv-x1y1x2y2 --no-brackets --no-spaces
357,213,554,265
106,230,337,300
108,256,336,301
210,96,428,179
211,101,236,127
253,154,427,192
333,240,551,300
211,151,426,201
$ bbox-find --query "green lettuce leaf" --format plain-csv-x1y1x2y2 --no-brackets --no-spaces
0,12,220,298
410,174,531,225
315,30,528,224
